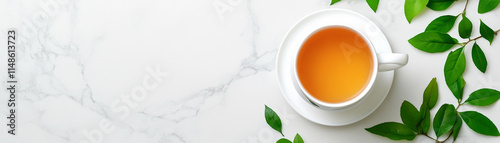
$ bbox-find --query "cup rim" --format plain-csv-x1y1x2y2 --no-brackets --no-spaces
292,25,379,110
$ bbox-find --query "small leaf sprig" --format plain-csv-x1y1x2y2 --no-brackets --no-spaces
265,105,304,143
366,78,500,142
329,0,500,141
408,0,499,76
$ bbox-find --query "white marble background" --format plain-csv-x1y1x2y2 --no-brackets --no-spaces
1,0,500,142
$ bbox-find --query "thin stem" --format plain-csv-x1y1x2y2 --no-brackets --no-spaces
439,132,453,143
461,29,500,45
423,133,439,142
461,0,469,15
456,103,463,110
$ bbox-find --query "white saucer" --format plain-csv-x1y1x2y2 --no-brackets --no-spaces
276,9,394,126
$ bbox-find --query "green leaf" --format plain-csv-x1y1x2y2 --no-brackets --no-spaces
265,105,284,136
419,78,438,134
444,47,466,90
465,88,500,106
480,20,495,45
408,32,457,53
418,105,431,134
277,138,292,143
422,77,439,109
478,0,500,14
401,101,420,132
433,104,457,138
458,14,473,39
366,0,380,12
448,76,466,101
405,0,430,23
330,0,341,5
452,116,462,141
365,122,417,140
427,0,455,11
293,133,304,143
425,15,458,33
460,111,500,136
472,43,488,73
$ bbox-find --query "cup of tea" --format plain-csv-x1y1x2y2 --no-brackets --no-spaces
292,25,408,110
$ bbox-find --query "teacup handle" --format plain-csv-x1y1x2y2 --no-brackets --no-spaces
377,53,408,72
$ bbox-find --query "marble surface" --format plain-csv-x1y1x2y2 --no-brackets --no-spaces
1,0,500,142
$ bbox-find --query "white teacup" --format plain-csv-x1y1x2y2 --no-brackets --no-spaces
291,25,408,110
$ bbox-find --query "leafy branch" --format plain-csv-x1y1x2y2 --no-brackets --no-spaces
331,0,500,142
409,0,498,74
366,78,500,142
